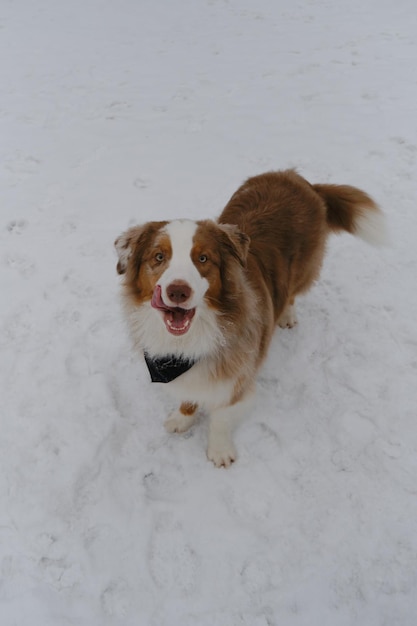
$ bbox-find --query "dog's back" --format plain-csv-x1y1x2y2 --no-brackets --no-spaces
219,169,386,327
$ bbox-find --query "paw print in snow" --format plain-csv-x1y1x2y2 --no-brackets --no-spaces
101,578,132,618
147,512,200,594
7,220,27,235
6,253,35,277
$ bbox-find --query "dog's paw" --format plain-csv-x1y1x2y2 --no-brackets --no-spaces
207,441,237,468
164,410,195,434
278,304,298,329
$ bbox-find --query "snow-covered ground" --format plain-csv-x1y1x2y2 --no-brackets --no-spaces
1,1,417,624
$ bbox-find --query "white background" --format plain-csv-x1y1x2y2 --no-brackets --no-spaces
1,1,416,624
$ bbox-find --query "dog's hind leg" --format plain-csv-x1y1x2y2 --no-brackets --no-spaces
278,298,298,329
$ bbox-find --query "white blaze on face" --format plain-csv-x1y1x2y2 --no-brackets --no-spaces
158,220,209,308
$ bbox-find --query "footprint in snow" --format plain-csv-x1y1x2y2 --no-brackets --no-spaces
143,465,186,502
240,555,276,595
148,512,200,594
5,253,36,277
6,219,27,234
4,153,40,175
222,482,272,524
101,578,132,618
134,176,150,189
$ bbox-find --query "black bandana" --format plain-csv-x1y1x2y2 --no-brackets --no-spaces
144,352,197,383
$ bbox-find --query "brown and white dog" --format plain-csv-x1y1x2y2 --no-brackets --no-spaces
115,169,386,467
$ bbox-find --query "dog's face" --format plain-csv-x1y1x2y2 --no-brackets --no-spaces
115,219,249,354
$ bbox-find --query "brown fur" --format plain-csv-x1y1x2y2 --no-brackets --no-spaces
220,170,327,324
313,182,379,235
194,221,270,384
116,221,170,303
116,169,384,466
219,169,381,326
180,402,198,416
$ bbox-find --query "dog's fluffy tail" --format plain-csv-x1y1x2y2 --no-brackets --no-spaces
313,183,388,246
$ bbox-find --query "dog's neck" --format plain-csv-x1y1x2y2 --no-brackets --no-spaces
144,352,197,383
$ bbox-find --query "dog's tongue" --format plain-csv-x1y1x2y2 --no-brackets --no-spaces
151,285,166,311
151,285,195,335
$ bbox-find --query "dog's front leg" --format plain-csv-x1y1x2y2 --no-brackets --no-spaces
164,402,198,434
207,393,254,468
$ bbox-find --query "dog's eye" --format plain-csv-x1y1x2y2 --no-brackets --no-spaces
155,252,164,262
199,254,208,263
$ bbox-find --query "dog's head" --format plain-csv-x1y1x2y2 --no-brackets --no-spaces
115,219,249,349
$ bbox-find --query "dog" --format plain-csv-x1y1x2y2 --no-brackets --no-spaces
115,169,386,467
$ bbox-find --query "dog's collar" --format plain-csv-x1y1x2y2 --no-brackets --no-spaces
144,352,197,383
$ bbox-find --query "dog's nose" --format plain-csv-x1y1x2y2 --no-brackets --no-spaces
166,281,192,305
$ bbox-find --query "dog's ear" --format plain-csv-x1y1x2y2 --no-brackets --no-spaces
217,223,250,267
114,225,146,275
114,221,168,275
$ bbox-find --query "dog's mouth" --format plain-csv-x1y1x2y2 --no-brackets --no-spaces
151,285,196,336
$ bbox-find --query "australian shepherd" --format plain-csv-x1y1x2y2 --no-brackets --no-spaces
115,169,386,467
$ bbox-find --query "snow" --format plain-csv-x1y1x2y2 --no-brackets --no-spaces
1,0,417,624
